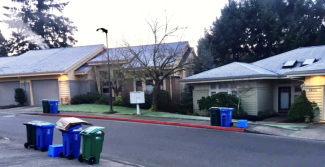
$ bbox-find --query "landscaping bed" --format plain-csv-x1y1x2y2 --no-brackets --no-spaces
34,104,210,121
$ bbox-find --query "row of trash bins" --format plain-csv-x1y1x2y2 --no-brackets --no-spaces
209,107,248,128
23,117,104,165
42,99,59,114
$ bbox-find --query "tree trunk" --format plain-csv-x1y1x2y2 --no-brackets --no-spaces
150,85,160,111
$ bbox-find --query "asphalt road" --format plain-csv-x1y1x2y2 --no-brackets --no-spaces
0,113,325,167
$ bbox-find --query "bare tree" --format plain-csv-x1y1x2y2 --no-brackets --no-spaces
230,80,256,114
119,17,189,111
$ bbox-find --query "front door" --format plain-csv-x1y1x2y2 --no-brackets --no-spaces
278,87,291,113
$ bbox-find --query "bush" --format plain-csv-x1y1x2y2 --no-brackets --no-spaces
70,92,102,104
120,91,132,107
140,93,153,109
258,110,277,118
15,88,27,105
113,96,124,106
178,86,193,115
288,90,314,122
197,93,245,115
157,90,173,112
95,95,111,105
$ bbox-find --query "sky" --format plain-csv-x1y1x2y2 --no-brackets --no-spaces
0,0,228,50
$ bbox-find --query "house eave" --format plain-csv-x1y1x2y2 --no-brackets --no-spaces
180,75,285,84
0,71,65,79
286,70,325,77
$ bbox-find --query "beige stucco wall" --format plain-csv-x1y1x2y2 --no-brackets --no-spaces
304,76,325,121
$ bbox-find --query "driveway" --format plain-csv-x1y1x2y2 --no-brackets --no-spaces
0,106,39,114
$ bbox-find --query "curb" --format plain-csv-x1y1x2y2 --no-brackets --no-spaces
37,113,245,133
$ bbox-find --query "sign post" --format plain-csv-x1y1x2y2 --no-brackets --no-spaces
130,92,145,115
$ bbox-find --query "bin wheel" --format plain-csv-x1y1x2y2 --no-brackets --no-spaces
230,122,234,127
24,143,29,149
88,156,96,165
59,152,64,158
68,153,74,160
78,154,84,162
40,146,47,152
33,145,38,150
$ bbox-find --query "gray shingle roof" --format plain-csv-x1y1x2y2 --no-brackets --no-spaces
182,45,325,82
182,62,278,82
287,59,325,74
252,45,325,75
0,45,103,76
90,41,189,68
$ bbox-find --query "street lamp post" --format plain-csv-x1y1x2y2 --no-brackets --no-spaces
97,28,113,112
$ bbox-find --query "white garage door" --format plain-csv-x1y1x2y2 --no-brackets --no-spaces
0,81,20,106
32,80,59,106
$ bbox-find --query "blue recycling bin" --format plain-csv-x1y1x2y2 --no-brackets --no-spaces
59,124,82,159
220,108,234,127
34,122,55,152
49,100,59,114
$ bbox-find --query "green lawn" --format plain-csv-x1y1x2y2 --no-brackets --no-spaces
35,104,210,121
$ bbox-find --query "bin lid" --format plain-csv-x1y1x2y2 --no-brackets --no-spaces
209,107,234,111
56,117,92,131
80,126,105,135
23,120,44,125
64,124,82,131
49,100,59,102
34,122,55,128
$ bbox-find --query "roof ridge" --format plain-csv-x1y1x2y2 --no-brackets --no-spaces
235,62,276,74
28,44,104,52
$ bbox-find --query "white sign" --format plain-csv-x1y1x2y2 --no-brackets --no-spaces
130,92,145,104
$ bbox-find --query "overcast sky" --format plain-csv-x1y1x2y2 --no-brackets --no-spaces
0,0,228,49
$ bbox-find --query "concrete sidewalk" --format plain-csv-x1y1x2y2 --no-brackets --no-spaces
0,137,139,167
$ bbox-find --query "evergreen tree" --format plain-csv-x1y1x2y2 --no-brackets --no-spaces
198,0,325,67
2,0,77,55
0,30,9,57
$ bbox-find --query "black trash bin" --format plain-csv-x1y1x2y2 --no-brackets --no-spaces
209,107,221,126
42,100,50,113
23,121,44,149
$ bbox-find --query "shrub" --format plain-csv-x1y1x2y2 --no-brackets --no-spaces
288,90,314,122
15,88,27,105
157,90,173,112
140,93,153,109
178,86,193,115
120,91,132,107
197,93,245,115
95,95,111,105
70,92,102,104
113,96,124,106
258,110,277,118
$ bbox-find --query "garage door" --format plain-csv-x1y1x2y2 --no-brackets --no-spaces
0,81,20,106
32,80,59,106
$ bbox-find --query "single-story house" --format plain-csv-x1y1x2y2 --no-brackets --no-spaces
88,41,195,102
0,41,194,106
181,45,325,122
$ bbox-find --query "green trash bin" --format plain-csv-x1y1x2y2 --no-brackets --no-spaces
78,126,105,165
209,107,221,126
42,100,50,113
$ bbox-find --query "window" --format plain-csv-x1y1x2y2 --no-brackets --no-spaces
136,81,142,91
211,84,216,89
231,91,237,96
283,60,297,68
219,83,228,89
102,88,109,94
146,80,154,92
302,59,316,66
211,91,216,96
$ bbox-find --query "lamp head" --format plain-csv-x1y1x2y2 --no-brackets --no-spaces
96,28,108,33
